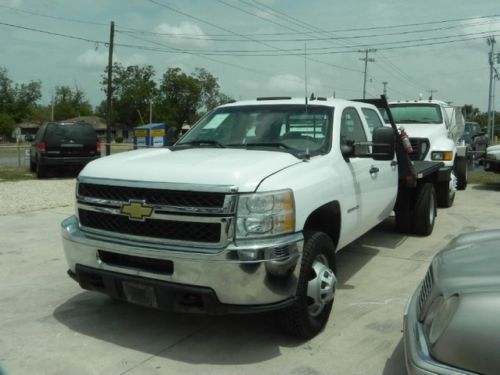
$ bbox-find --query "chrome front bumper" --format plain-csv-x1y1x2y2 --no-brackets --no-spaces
61,215,302,308
403,285,476,375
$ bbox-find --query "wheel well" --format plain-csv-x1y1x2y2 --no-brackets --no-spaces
303,201,341,250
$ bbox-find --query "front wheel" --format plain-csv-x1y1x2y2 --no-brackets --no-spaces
454,156,468,190
280,232,337,340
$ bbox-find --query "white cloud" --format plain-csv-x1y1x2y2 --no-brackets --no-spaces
461,17,499,34
76,49,108,71
124,53,147,66
266,74,324,96
154,21,209,47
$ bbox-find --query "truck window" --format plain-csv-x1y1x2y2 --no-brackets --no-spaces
389,104,443,124
178,105,333,157
361,108,384,133
340,108,369,153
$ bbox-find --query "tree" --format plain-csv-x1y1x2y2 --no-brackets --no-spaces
101,63,157,126
194,68,234,113
0,112,15,137
463,104,480,121
157,67,201,128
53,86,93,121
0,67,41,123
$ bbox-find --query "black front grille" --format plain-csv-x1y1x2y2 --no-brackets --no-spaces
78,183,226,208
79,209,221,243
98,250,173,274
408,138,430,161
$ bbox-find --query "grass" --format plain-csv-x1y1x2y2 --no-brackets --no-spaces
468,170,500,185
0,167,33,182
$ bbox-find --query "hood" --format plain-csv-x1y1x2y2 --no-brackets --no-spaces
487,144,500,154
398,123,446,141
433,230,500,293
80,147,302,192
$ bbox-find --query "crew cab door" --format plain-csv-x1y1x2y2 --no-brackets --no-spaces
338,107,397,243
360,106,398,226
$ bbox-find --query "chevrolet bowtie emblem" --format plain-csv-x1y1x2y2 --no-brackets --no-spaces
121,200,153,221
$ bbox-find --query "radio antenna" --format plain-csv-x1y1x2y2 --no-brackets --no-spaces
304,42,308,112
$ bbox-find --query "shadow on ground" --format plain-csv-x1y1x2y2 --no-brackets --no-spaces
54,291,301,365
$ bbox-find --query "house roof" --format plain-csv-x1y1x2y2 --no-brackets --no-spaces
64,116,107,130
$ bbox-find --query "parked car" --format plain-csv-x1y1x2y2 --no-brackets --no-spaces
30,121,101,178
404,229,500,375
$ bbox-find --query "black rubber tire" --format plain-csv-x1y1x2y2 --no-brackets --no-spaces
454,156,468,190
395,190,413,234
280,232,336,340
436,181,455,208
36,162,47,178
29,159,36,172
413,183,436,236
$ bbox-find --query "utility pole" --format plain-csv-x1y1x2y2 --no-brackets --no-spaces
427,89,438,100
382,81,388,98
105,21,115,156
487,36,496,142
493,67,499,141
149,100,153,124
51,94,54,121
359,49,376,99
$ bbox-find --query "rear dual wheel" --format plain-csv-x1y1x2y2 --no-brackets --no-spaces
395,183,437,236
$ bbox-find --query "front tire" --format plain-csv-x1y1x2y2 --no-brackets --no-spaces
454,156,468,190
280,232,336,340
436,181,455,208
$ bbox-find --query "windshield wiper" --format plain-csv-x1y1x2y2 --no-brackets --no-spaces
397,119,434,124
179,140,226,148
244,142,291,149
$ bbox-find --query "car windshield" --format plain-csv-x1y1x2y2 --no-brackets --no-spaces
387,104,443,124
45,123,97,145
175,104,333,158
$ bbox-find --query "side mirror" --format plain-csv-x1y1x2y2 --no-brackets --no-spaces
372,127,395,161
341,144,353,157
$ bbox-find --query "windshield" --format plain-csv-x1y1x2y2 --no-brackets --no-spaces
387,104,443,124
176,104,333,157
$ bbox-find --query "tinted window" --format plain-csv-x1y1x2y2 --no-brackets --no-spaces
362,108,384,133
340,107,368,154
45,123,97,145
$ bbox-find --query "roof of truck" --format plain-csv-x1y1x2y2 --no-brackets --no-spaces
389,99,452,107
219,97,367,108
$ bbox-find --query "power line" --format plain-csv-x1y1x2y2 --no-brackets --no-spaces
0,4,108,26
117,18,500,42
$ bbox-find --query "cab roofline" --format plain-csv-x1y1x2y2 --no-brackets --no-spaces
218,97,356,108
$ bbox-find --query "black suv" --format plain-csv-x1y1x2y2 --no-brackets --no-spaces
30,121,101,177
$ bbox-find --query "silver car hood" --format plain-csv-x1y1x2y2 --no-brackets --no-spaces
433,230,500,294
427,230,500,374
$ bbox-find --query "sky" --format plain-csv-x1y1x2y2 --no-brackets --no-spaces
0,0,499,111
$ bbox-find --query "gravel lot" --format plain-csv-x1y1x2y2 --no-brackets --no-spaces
0,178,76,215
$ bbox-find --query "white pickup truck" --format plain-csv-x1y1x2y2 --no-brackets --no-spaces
61,96,449,339
387,99,467,208
484,144,500,173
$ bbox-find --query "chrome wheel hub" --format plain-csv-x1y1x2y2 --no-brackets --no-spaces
307,254,336,317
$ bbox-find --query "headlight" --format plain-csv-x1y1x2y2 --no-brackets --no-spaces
431,151,453,161
236,190,295,238
425,295,459,345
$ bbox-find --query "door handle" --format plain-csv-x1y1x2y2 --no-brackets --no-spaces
390,161,398,167
369,166,379,174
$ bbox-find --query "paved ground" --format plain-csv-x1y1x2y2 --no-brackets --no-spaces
0,180,499,375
